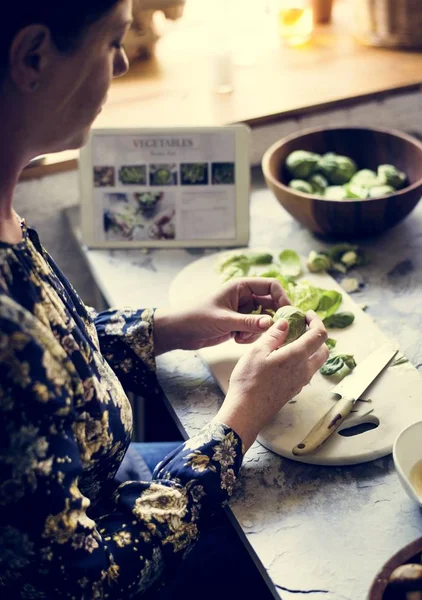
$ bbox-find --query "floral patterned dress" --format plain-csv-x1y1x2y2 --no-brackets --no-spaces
0,220,244,599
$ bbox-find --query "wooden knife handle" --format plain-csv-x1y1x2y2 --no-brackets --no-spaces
292,396,356,456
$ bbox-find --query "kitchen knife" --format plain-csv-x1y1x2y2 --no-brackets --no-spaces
292,343,399,456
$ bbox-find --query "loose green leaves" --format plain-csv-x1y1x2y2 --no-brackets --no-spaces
323,311,355,329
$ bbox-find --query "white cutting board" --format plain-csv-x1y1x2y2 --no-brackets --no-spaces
169,249,422,465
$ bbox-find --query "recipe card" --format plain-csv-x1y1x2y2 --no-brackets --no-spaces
79,125,250,248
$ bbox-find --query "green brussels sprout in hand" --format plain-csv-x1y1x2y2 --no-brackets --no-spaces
273,305,307,345
368,184,395,198
377,164,407,190
318,153,357,185
289,179,313,194
350,169,379,187
285,150,321,179
308,173,328,195
324,186,347,200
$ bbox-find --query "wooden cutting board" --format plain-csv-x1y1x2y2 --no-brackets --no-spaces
169,249,422,465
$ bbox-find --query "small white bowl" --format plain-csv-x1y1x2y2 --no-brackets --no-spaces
393,421,422,507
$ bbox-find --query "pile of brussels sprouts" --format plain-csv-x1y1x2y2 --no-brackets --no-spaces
285,150,408,200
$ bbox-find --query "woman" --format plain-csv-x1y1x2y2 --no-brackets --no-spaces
0,1,329,598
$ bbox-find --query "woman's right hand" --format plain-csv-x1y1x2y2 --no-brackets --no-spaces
216,310,329,451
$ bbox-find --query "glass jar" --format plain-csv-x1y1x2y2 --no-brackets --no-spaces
278,0,314,47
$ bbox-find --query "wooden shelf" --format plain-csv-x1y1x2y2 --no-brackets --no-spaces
21,0,422,180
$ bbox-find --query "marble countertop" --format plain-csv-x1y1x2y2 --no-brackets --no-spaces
67,169,422,600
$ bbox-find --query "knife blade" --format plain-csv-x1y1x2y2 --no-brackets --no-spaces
292,343,399,456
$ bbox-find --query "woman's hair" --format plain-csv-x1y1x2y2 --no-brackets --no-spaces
0,1,121,75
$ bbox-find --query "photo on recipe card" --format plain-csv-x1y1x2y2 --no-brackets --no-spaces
79,126,250,248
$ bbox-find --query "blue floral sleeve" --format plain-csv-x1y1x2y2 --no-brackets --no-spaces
0,303,244,598
92,307,158,394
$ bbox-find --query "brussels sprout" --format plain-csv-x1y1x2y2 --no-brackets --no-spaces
324,186,347,200
273,305,307,344
343,183,369,199
350,169,379,187
378,164,407,190
308,173,328,194
317,154,357,185
289,179,313,194
306,250,332,273
285,150,320,179
368,185,395,198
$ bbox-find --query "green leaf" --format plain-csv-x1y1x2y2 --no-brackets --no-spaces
320,354,356,379
288,281,321,311
278,250,302,278
248,252,274,266
323,311,355,329
391,356,409,367
320,355,345,376
260,268,282,278
316,290,342,320
258,268,296,290
222,262,250,281
218,253,249,273
325,338,337,351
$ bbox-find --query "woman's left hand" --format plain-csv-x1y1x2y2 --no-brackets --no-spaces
153,278,290,354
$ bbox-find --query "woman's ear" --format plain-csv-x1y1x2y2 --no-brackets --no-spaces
9,24,53,93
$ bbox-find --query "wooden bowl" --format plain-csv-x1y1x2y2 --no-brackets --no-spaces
262,126,422,239
368,536,422,599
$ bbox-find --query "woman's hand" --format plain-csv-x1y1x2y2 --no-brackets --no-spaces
216,311,329,451
153,278,290,355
